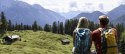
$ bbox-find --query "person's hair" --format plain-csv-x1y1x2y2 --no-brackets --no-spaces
99,15,109,26
77,17,89,28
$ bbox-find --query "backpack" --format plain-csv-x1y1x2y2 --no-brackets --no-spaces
74,28,91,54
99,27,117,54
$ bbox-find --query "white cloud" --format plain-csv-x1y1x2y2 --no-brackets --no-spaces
21,0,124,13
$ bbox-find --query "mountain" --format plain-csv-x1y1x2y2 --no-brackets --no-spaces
112,14,125,25
60,11,81,19
107,5,125,20
0,0,65,26
74,11,104,23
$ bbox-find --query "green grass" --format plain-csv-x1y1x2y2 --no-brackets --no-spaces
121,31,125,41
0,30,73,54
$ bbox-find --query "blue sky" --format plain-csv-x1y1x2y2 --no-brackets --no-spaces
21,0,125,13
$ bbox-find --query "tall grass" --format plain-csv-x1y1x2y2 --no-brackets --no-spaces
0,30,73,54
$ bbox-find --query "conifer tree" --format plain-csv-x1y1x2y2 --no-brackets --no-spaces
59,22,64,34
71,19,78,35
32,21,38,31
0,12,8,35
20,23,23,30
88,21,95,31
57,21,60,34
44,24,51,32
120,30,125,54
66,20,72,35
115,23,125,51
15,23,18,30
52,21,57,33
38,26,42,30
8,20,12,31
11,25,15,31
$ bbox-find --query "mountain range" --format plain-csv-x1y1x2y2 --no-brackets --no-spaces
0,0,125,26
60,11,81,19
73,11,104,23
107,5,125,20
112,14,125,25
0,0,65,26
73,5,125,25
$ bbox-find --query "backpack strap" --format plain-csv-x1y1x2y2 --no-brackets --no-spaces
98,27,112,33
98,28,106,36
107,46,117,48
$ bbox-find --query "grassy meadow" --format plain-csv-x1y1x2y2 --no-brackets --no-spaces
0,30,73,54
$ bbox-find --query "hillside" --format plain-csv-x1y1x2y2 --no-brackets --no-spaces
112,14,125,25
0,30,73,54
107,5,125,20
0,0,65,26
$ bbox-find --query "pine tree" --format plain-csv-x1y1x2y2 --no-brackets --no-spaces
8,20,12,31
64,20,68,34
32,21,38,31
0,12,8,35
70,19,74,35
120,30,125,54
52,21,57,33
11,25,15,31
27,25,31,30
115,23,124,39
44,24,51,32
57,21,60,34
70,19,78,36
59,22,64,34
24,25,27,30
20,23,23,30
15,23,21,31
88,21,95,31
120,40,125,54
95,24,99,29
38,26,42,30
109,22,114,28
64,20,72,35
18,24,21,31
115,23,125,51
15,23,18,30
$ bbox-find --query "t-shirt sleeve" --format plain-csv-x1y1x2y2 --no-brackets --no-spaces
92,29,100,41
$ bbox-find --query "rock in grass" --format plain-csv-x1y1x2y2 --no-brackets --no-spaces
61,39,70,45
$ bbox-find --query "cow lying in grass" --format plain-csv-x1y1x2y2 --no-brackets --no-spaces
2,35,21,44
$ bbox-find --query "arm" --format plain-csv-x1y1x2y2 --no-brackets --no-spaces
73,31,76,46
90,31,92,48
91,30,100,52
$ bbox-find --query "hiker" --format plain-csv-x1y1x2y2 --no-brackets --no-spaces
72,17,92,54
92,15,118,54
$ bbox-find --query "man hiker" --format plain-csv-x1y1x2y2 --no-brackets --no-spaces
92,15,118,54
72,17,92,54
